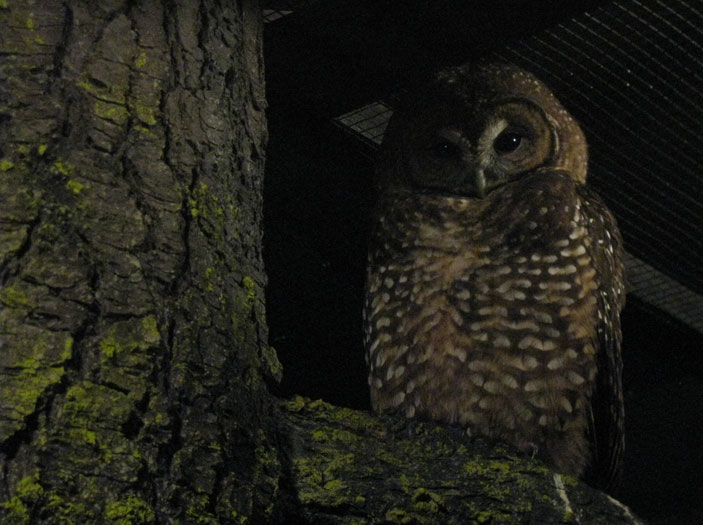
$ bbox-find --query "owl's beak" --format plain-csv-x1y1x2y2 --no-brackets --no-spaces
474,169,487,198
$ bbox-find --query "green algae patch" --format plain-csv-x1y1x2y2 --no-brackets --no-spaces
312,429,329,442
323,479,346,492
284,395,308,413
62,382,132,427
62,337,74,360
141,315,160,344
294,454,349,508
185,494,218,524
52,161,73,175
0,285,30,308
99,335,120,359
16,472,44,502
94,100,129,126
135,51,148,69
262,343,283,382
97,316,160,398
66,179,84,195
134,102,157,126
0,224,29,266
0,326,72,440
79,77,129,110
53,381,144,478
11,359,65,419
188,182,223,228
104,496,155,524
0,495,30,524
474,509,514,523
0,471,43,524
242,276,256,304
204,266,216,291
282,399,378,514
291,439,357,508
44,491,90,523
385,508,411,523
410,487,442,514
0,159,15,171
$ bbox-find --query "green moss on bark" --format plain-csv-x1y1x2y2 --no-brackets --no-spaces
280,397,639,523
104,496,156,524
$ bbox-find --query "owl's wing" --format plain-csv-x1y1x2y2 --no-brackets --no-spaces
578,184,626,491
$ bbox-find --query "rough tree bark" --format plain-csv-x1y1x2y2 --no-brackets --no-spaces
1,1,281,522
0,1,641,523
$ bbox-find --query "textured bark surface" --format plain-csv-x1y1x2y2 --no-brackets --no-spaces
0,1,281,522
280,397,642,525
0,1,642,523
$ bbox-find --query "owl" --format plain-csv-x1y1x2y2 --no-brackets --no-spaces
364,63,625,491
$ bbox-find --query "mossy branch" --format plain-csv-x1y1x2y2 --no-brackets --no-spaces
279,397,642,524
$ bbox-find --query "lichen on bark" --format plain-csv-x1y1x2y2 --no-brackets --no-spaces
279,397,641,524
1,1,278,522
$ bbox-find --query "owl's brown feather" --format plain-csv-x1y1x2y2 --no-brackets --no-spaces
365,63,625,491
577,183,625,490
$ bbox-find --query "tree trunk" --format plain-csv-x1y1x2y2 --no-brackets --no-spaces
0,1,641,523
0,1,281,522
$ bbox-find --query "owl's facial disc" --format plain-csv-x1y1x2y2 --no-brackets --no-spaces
475,100,556,194
411,98,554,199
414,127,488,197
421,120,530,198
420,125,506,199
474,117,533,196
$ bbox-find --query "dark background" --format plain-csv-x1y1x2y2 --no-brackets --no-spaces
262,1,703,522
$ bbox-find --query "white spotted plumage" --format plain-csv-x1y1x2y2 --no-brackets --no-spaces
365,62,625,491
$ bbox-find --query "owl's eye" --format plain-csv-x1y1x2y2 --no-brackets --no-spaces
429,141,461,159
493,131,524,154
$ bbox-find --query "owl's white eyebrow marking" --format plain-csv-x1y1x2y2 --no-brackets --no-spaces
482,118,510,143
478,118,509,154
475,118,509,172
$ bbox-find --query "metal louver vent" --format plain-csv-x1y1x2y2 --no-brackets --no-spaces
333,102,392,146
263,1,319,23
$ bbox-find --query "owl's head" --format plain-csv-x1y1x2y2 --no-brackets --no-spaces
378,63,587,197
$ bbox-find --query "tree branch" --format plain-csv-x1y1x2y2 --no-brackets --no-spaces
279,397,642,524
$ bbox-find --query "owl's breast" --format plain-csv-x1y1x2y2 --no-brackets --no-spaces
366,170,598,471
372,171,581,258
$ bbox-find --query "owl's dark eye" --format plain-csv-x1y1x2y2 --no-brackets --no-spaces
429,141,461,159
493,131,523,154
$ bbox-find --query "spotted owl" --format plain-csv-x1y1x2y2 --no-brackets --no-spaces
364,63,625,490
